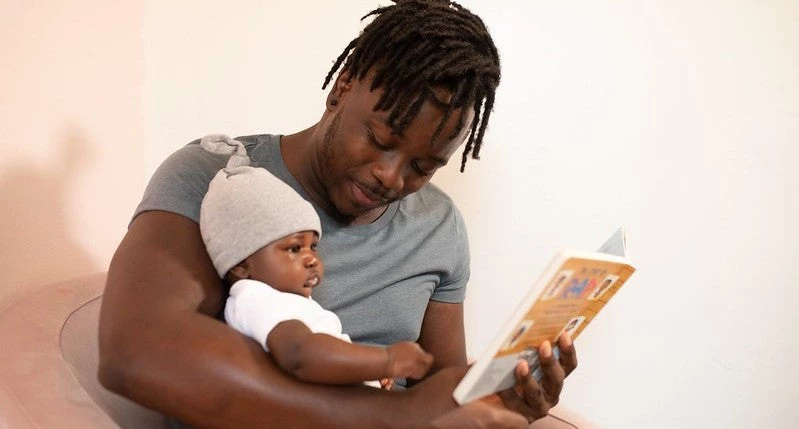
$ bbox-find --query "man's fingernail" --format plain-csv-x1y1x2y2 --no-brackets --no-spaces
541,341,552,358
563,333,573,347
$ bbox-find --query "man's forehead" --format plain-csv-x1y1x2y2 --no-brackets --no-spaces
368,94,473,132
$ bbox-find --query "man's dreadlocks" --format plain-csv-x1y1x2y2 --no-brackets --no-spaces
322,0,501,172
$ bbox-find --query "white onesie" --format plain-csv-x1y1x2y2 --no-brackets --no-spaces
224,279,351,351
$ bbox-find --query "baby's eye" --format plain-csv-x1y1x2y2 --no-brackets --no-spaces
288,245,301,253
310,242,318,251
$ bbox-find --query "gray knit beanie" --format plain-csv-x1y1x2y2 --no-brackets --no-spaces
199,134,322,278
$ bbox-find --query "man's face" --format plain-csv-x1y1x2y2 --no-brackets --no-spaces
318,75,474,222
235,231,323,298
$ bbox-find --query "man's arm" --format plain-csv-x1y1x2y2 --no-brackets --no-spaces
268,320,432,384
417,301,468,372
98,211,454,429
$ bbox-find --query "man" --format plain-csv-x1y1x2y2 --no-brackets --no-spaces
98,1,577,427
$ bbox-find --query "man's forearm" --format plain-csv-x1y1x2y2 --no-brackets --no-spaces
99,306,405,428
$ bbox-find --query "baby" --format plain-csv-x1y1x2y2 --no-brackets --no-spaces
199,134,432,388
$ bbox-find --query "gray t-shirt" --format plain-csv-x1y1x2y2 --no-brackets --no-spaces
134,134,470,346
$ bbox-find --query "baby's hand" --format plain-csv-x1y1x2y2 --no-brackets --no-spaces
386,342,434,380
379,377,395,390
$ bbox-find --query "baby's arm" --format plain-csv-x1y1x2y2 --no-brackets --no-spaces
224,281,432,385
267,319,433,385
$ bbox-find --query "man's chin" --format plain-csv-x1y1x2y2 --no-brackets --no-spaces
334,201,388,224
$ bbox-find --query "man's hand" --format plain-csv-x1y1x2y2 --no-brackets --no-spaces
387,341,434,380
406,366,528,429
497,333,578,421
424,401,529,429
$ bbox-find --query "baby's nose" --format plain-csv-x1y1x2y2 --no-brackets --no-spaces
304,254,318,267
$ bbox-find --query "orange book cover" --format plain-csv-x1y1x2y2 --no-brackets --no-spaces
453,228,636,404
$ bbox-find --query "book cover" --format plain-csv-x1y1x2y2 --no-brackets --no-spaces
453,228,636,404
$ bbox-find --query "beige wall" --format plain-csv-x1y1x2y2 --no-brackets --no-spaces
0,1,145,306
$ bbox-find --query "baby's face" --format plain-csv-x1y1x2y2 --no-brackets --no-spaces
243,231,323,297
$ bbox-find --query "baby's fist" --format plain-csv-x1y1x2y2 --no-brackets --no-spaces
386,342,434,380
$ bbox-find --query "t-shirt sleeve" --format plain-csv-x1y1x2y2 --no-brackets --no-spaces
430,205,470,303
132,140,228,224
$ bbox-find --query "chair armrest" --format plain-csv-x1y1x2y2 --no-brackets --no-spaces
0,273,169,429
531,406,600,429
0,273,119,428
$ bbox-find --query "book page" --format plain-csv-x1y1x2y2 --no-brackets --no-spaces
597,227,627,257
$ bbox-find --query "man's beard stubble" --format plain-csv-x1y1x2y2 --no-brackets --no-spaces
322,111,341,170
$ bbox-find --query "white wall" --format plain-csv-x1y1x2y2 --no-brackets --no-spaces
142,1,799,428
0,1,145,305
434,2,799,428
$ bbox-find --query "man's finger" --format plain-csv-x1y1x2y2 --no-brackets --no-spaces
537,341,565,406
498,360,550,420
557,333,578,376
497,386,543,420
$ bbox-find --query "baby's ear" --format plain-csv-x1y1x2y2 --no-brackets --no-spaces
227,261,250,282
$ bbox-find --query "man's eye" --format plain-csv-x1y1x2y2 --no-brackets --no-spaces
368,131,390,151
412,161,436,177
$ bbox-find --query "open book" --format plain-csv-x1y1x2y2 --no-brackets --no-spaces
453,228,636,404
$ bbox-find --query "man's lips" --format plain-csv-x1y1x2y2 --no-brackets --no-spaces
351,181,388,207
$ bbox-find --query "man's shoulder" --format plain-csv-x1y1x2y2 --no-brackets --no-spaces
133,133,280,224
403,182,459,212
170,133,280,174
233,134,272,147
397,182,465,233
235,134,282,169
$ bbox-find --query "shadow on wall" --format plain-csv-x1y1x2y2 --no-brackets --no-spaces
0,126,98,307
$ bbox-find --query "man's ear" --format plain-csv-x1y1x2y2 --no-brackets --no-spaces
227,260,250,283
326,69,354,111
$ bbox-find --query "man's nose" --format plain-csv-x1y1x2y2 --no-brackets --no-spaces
373,154,405,193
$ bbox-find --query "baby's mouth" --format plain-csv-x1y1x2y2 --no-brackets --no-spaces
304,274,320,288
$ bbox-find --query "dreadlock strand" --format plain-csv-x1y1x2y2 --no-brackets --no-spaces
323,38,359,89
429,76,470,143
393,88,430,133
471,91,495,160
460,102,482,172
446,75,475,140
